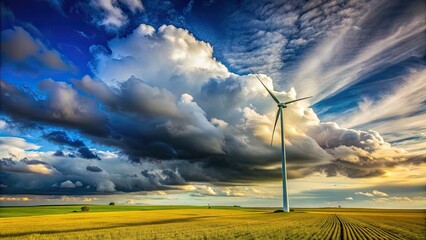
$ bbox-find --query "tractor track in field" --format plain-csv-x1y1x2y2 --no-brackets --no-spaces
335,215,401,240
312,214,403,240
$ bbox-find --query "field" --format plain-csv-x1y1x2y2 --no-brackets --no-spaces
0,206,424,240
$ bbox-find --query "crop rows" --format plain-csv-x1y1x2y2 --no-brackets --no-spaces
310,214,414,240
0,208,424,240
337,215,402,240
310,215,341,240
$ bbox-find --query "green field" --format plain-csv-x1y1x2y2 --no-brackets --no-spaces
0,205,424,239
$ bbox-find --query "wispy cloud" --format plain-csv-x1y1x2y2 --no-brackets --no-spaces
355,191,374,197
291,1,425,102
355,189,389,197
337,69,426,152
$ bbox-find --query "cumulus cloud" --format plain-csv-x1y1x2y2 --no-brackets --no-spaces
1,26,72,73
0,137,40,158
60,180,76,188
58,180,83,188
346,197,353,200
0,157,59,175
90,24,229,89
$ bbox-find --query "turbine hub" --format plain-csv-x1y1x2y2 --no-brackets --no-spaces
278,103,286,108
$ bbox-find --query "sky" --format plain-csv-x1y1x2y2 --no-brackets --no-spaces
0,0,425,208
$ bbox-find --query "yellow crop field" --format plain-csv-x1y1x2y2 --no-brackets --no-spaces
0,207,424,240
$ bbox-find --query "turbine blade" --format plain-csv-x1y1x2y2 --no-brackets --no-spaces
284,96,313,105
249,68,280,104
271,108,280,146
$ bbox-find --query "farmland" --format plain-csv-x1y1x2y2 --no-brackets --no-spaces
0,206,424,239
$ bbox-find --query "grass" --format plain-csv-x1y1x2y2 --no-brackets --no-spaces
0,205,264,218
0,206,424,239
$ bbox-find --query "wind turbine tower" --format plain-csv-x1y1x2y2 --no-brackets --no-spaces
250,69,312,212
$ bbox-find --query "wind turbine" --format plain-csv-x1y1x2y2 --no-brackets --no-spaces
250,69,312,212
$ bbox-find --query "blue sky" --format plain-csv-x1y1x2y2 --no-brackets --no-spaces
0,0,425,208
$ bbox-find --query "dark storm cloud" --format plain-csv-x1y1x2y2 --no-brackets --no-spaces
312,153,426,178
141,169,186,186
0,26,73,73
86,166,103,172
78,147,101,160
160,169,186,185
0,79,109,136
307,122,385,151
0,157,58,175
43,131,85,148
73,76,181,118
199,77,243,120
3,74,424,188
316,160,387,178
21,158,49,166
43,130,101,160
53,150,65,157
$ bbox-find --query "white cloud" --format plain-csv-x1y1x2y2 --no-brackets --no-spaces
90,0,143,30
0,120,6,129
355,192,374,197
60,180,76,188
336,69,426,153
341,69,426,129
0,137,40,158
92,24,230,90
292,14,425,103
373,196,412,202
225,0,369,80
0,155,59,176
346,197,353,200
372,190,389,197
